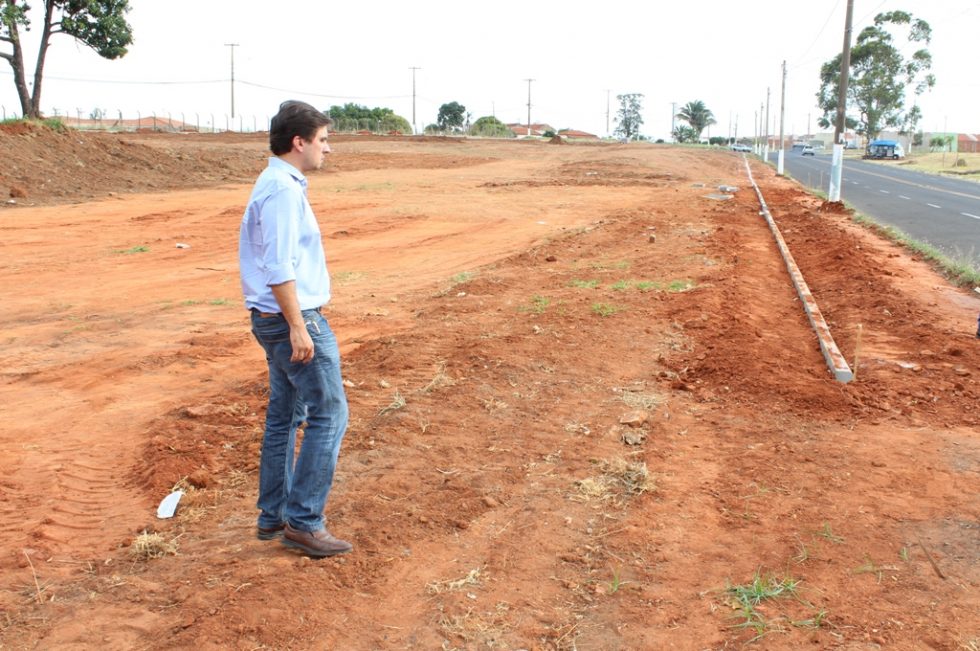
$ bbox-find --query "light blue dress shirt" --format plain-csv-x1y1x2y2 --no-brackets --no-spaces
239,157,331,313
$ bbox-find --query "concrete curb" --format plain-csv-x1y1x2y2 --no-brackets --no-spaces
742,158,854,383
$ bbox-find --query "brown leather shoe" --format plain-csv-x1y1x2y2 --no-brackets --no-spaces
282,523,352,557
256,523,285,541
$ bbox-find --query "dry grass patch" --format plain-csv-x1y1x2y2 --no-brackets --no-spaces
426,567,484,595
574,457,655,501
130,531,179,560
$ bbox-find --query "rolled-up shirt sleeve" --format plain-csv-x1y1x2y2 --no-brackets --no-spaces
257,187,301,287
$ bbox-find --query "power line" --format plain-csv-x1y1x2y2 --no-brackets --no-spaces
789,0,842,69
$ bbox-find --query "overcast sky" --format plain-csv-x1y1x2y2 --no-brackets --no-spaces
1,0,976,138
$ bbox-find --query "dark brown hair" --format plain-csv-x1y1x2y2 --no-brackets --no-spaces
269,100,332,155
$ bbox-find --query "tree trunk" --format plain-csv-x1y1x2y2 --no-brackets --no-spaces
28,0,56,118
1,16,34,117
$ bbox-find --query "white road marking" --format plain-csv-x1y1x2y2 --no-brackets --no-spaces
899,195,911,200
879,189,890,194
962,212,980,220
927,203,941,209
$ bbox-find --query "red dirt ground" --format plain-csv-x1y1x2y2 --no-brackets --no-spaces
0,128,977,650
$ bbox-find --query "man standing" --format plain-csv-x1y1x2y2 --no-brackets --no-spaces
239,100,351,557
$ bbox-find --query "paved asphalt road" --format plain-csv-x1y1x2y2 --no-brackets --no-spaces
764,150,980,268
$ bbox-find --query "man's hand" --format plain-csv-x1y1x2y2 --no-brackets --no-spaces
289,324,315,364
270,280,315,364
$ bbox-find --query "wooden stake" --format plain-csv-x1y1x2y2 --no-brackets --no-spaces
916,537,946,580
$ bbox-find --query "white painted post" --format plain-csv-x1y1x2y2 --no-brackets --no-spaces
829,144,844,201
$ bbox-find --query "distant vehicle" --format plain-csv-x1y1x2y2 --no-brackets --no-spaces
865,140,905,160
730,143,751,152
801,145,815,156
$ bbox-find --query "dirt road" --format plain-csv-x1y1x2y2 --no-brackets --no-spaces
0,132,977,649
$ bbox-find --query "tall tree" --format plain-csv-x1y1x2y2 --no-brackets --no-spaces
675,100,716,141
436,101,465,132
816,11,933,140
613,93,643,141
468,115,513,138
1,0,133,119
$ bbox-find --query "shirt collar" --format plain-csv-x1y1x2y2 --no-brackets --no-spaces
269,156,307,188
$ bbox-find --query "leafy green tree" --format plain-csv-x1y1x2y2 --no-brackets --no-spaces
436,101,466,132
672,125,698,143
1,1,133,119
929,135,953,151
468,115,513,138
675,100,716,141
326,103,411,133
816,11,934,141
613,93,643,141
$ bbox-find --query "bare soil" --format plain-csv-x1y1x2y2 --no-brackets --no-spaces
0,127,977,650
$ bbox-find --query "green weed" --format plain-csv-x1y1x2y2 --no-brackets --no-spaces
816,522,844,544
611,280,631,291
725,572,806,640
853,554,899,583
568,278,599,289
607,567,623,594
208,298,230,306
591,302,619,317
115,245,149,254
666,279,695,292
520,295,550,314
450,271,474,285
634,280,660,292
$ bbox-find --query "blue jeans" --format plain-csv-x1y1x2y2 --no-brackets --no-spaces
250,308,348,532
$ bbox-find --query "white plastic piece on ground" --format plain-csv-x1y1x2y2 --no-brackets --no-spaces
175,242,191,249
157,490,184,519
718,185,740,193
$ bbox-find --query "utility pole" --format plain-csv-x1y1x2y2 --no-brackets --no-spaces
834,0,855,145
670,102,676,142
778,60,787,175
524,78,534,137
830,0,854,202
753,109,758,152
225,43,239,119
764,88,770,162
758,102,764,155
605,89,611,138
409,66,421,135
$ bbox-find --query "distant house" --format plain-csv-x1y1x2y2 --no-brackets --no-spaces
958,133,978,153
506,122,554,137
558,129,599,140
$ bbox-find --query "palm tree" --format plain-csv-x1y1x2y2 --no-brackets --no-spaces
676,100,717,142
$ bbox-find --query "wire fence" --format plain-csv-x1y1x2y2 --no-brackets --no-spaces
0,105,419,135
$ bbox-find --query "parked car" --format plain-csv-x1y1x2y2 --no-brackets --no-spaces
801,145,815,156
730,143,751,152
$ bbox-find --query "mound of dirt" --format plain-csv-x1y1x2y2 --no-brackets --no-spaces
0,123,266,204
